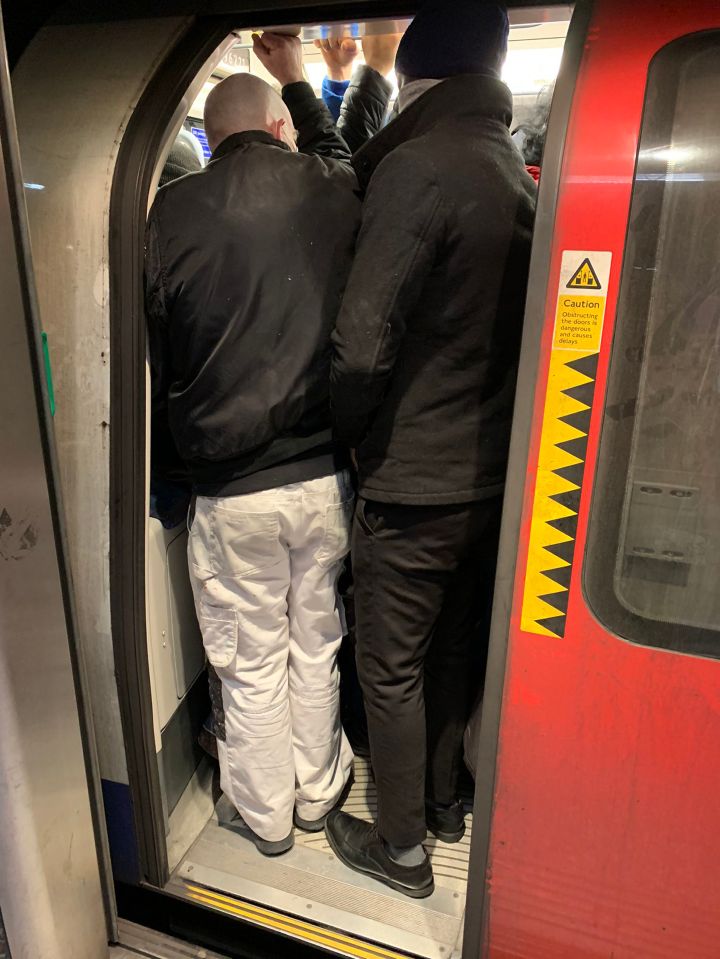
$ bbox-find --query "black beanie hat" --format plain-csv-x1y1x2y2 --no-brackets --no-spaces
395,1,510,81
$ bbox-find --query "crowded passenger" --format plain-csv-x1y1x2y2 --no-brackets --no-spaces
146,72,360,856
316,37,357,121
513,82,554,181
158,126,205,186
253,30,394,157
320,1,536,897
148,0,538,886
314,34,400,151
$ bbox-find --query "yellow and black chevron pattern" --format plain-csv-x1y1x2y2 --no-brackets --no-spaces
520,349,599,638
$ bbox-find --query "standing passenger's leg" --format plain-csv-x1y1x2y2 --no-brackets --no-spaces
424,498,502,814
338,559,370,757
326,501,467,896
288,474,354,828
188,493,295,850
351,501,450,848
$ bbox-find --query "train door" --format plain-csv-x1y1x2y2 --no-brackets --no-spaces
0,12,110,959
12,3,568,955
464,1,720,956
10,3,578,956
125,12,572,959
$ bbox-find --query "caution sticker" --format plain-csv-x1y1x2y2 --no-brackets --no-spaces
553,252,611,352
520,251,612,639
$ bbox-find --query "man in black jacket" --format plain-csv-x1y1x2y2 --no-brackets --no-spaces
323,2,537,897
146,72,360,856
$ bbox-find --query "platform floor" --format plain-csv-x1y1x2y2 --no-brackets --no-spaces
113,919,231,958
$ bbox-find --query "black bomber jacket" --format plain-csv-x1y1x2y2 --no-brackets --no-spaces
145,129,360,495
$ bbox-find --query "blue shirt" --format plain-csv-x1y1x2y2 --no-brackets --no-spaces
321,76,351,122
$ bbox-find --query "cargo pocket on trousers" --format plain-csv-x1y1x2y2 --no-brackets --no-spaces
198,598,238,669
315,498,354,568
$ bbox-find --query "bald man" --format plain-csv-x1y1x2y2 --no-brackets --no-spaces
146,73,360,855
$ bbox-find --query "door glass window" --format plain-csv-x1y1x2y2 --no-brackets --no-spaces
585,31,720,658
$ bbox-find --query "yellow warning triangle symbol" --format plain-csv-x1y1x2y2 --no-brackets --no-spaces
566,257,602,290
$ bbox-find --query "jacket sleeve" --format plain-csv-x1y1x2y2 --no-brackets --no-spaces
321,76,350,122
331,151,444,448
282,81,352,162
337,66,393,155
145,206,189,486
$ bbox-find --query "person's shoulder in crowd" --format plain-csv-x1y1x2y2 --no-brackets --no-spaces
374,86,533,191
158,127,205,188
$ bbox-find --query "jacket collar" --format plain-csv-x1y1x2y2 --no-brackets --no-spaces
211,130,290,162
353,74,514,190
396,77,443,114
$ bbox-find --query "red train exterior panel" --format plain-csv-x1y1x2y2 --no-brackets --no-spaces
485,2,720,956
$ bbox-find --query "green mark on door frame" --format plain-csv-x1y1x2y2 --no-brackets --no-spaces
41,331,55,416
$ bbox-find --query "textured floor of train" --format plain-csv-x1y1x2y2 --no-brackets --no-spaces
294,757,473,894
171,757,471,959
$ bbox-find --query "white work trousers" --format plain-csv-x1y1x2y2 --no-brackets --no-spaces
188,471,354,841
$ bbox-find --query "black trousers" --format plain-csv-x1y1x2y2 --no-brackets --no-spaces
352,496,501,847
338,559,370,755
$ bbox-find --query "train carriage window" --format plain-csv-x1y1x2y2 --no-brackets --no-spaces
586,31,720,659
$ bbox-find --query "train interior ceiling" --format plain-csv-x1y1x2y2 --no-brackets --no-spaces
146,7,570,959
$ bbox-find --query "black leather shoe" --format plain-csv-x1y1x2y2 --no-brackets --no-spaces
425,800,466,843
325,811,434,899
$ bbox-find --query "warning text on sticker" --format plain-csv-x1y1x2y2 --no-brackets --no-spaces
553,295,606,352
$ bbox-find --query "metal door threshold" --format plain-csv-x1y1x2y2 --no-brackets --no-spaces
114,919,230,957
168,759,471,959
